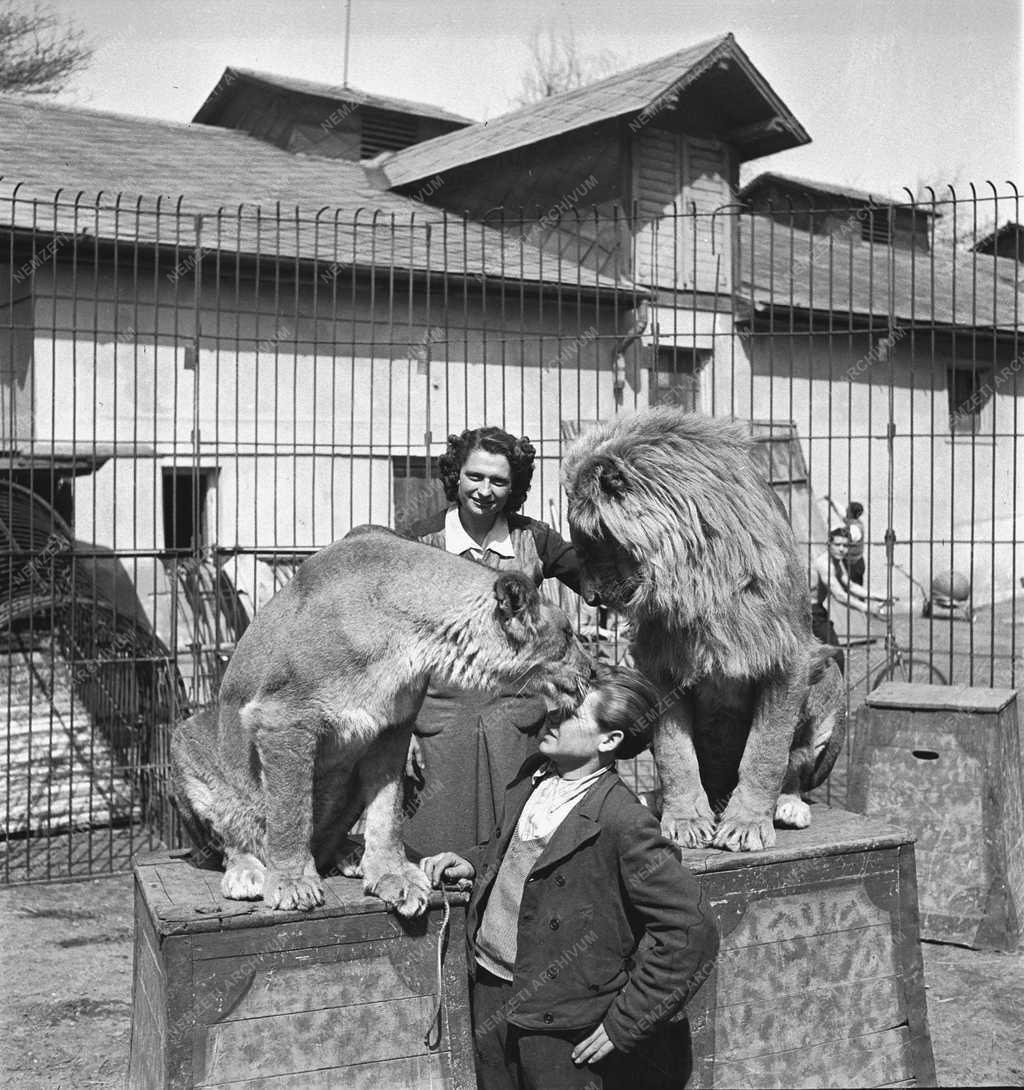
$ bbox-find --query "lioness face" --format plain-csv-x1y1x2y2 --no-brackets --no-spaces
492,570,593,713
517,601,594,713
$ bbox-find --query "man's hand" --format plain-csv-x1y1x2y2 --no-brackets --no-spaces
571,1022,616,1066
419,852,475,889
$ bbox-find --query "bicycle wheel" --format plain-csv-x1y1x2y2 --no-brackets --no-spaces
870,656,948,690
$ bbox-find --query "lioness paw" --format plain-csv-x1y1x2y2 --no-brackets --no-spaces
264,872,325,911
338,857,363,878
774,795,811,829
368,865,432,918
221,856,266,901
712,815,776,852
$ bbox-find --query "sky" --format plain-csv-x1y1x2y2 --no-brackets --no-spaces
38,0,1024,201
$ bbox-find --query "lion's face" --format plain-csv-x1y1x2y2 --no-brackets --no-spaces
561,409,814,687
569,526,644,611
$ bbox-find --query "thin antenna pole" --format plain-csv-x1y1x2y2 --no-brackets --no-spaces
343,0,352,86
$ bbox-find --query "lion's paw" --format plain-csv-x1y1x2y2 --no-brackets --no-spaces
774,794,811,829
221,857,266,900
661,811,716,849
264,871,325,911
712,815,776,852
368,864,432,918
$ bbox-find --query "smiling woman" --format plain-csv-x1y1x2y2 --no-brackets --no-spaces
402,426,585,857
458,448,514,525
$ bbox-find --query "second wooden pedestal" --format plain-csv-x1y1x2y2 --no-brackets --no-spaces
849,682,1024,949
683,806,936,1089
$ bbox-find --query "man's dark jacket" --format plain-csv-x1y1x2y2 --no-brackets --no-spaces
463,756,719,1053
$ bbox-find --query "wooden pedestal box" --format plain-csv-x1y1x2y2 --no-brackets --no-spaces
128,853,474,1089
684,807,936,1090
848,683,1024,949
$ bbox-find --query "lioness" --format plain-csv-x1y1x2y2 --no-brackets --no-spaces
171,527,593,916
562,408,844,852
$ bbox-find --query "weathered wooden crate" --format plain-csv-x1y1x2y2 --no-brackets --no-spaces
684,807,936,1089
129,852,474,1089
848,683,1024,949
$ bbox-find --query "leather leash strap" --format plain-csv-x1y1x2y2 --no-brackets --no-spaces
424,888,453,1050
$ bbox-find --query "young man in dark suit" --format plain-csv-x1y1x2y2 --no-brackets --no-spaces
420,666,720,1090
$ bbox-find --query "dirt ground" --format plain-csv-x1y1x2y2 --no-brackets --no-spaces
0,871,1021,1089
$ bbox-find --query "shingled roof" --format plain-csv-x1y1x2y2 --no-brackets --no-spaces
972,221,1024,260
740,172,937,214
380,34,810,189
0,96,634,293
193,68,475,127
738,216,1024,332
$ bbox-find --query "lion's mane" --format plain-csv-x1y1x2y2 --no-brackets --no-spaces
562,408,811,685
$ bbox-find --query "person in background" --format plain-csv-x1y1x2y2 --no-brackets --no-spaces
420,665,719,1090
824,496,867,586
812,526,891,673
402,426,584,858
843,501,866,586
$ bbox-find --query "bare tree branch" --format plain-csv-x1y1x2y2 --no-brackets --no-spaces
0,1,93,96
513,24,623,107
914,171,999,253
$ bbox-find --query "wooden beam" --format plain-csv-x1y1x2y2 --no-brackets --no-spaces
726,117,791,143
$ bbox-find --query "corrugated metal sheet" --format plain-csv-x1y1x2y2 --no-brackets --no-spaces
0,480,185,846
2,647,138,836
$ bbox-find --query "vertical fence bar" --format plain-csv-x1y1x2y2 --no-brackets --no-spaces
2,181,1023,883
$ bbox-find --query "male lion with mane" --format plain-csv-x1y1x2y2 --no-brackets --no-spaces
562,408,844,852
171,527,593,916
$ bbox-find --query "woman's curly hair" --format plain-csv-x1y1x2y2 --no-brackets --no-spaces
439,427,537,513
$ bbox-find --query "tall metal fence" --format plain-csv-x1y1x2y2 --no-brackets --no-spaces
2,182,1021,882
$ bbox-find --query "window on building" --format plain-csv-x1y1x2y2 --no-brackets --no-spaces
360,109,419,158
392,456,445,534
648,347,710,411
860,209,892,246
163,468,216,551
947,367,993,435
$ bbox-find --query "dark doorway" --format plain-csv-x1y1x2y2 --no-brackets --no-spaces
649,347,710,410
162,468,214,551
